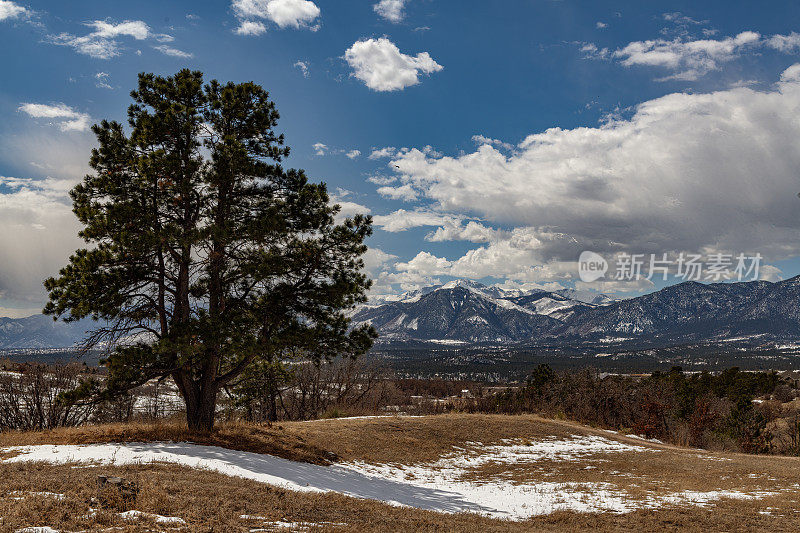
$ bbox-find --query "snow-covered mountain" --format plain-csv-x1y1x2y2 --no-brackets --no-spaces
560,278,800,343
5,277,800,351
354,281,601,344
355,277,800,347
552,288,617,306
0,314,91,349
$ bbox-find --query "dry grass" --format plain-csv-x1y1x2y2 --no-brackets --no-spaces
284,414,630,462
2,414,800,531
2,461,799,532
0,419,333,464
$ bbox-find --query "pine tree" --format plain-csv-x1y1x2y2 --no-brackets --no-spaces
44,70,376,431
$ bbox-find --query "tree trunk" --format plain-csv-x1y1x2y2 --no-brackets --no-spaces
182,382,218,432
266,364,278,422
268,389,278,422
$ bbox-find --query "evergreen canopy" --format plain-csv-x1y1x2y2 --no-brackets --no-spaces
44,70,376,430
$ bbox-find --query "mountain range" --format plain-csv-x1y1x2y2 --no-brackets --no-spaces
0,314,91,350
2,277,800,352
352,277,800,349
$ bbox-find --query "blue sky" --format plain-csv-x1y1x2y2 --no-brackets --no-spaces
2,0,800,316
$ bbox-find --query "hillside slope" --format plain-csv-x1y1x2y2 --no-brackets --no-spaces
2,415,798,531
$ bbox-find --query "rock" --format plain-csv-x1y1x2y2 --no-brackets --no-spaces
96,475,139,510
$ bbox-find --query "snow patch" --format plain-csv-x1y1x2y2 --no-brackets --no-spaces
8,490,64,501
119,510,186,524
426,338,468,345
0,437,779,521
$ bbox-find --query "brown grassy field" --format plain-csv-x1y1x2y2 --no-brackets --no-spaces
0,419,333,464
2,414,800,532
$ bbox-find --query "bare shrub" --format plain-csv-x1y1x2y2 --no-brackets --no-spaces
230,357,393,422
0,363,93,430
773,384,795,403
475,365,800,455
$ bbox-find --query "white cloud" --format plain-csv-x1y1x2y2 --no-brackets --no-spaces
362,247,397,274
48,20,181,60
367,175,397,186
392,228,588,284
766,32,800,53
425,220,507,243
312,144,361,158
153,44,193,58
294,60,310,77
372,208,460,232
613,31,760,80
587,29,800,81
235,20,267,35
89,20,150,40
329,189,371,224
50,32,118,59
373,270,440,294
596,21,608,29
662,12,703,26
94,72,113,90
759,264,784,282
371,207,505,243
369,146,397,159
781,63,800,82
377,183,418,201
472,134,514,151
580,43,610,60
0,306,45,319
374,0,406,23
60,38,120,59
380,65,800,273
334,200,371,223
371,63,800,291
396,251,452,276
18,103,91,132
344,37,443,91
232,0,320,30
0,0,26,21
